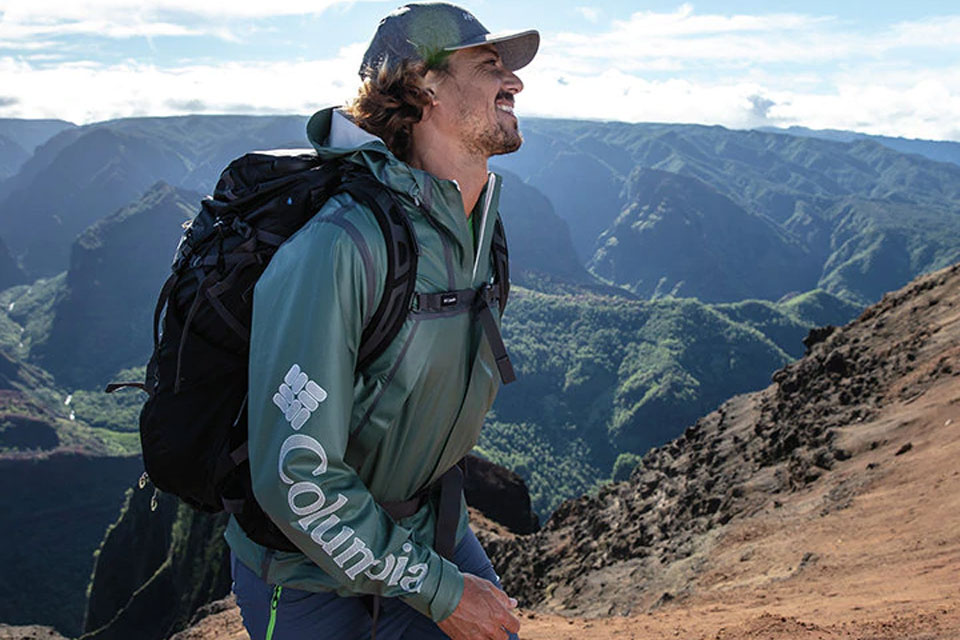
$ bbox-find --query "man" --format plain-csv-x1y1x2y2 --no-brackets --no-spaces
225,3,539,639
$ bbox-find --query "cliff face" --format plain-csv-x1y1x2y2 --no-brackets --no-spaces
0,236,26,291
83,486,180,634
82,488,231,640
34,183,198,389
0,451,143,636
82,454,537,639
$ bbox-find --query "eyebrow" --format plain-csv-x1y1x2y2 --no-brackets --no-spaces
470,45,500,60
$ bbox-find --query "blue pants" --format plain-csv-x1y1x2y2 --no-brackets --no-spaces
232,527,519,640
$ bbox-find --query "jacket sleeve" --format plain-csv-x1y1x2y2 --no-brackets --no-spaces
246,196,464,622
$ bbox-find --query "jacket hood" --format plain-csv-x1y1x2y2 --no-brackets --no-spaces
306,106,425,202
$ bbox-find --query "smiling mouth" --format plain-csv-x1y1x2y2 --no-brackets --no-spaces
495,91,516,117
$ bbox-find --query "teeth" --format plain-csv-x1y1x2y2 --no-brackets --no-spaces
496,104,514,114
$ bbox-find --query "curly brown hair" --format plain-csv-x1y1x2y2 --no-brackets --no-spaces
344,57,449,161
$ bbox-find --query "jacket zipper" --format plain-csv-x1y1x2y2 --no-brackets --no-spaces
471,173,497,282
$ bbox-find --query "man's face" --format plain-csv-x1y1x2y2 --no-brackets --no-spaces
429,45,525,158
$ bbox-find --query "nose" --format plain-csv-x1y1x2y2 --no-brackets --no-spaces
503,69,523,94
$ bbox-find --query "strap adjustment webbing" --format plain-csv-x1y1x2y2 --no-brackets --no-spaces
475,284,516,384
378,459,466,561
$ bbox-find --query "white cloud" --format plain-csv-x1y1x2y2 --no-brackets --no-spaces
511,57,960,142
2,4,960,142
0,0,387,43
575,7,601,24
0,51,364,123
1,19,206,40
1,0,384,21
887,15,960,49
548,5,960,70
492,5,960,141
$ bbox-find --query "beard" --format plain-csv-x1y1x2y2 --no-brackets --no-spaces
458,97,523,158
481,120,523,157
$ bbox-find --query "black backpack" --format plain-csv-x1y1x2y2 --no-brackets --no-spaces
110,149,513,552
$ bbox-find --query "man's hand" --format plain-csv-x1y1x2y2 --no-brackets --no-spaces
437,573,520,639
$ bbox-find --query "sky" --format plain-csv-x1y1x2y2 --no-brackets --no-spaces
2,0,960,141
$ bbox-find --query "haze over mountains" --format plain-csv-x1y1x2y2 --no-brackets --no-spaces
1,113,959,636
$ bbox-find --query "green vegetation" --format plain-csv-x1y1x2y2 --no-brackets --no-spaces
714,290,863,358
611,452,644,483
478,418,602,516
71,366,146,433
0,274,67,356
485,286,798,516
0,278,144,455
480,283,865,517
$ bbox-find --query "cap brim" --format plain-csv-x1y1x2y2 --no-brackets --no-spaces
445,29,540,71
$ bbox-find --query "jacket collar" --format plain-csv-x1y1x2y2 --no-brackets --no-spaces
306,107,502,274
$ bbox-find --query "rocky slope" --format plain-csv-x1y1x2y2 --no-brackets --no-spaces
487,261,960,621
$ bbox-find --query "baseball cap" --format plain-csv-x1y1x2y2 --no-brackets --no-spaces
360,2,539,78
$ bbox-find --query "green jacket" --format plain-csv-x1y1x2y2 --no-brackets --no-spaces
225,107,506,622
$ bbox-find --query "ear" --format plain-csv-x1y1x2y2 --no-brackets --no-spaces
422,70,442,105
419,73,441,122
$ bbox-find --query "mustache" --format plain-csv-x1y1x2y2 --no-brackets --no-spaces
496,91,514,107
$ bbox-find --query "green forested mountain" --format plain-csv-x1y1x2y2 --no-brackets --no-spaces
495,118,960,305
713,289,863,359
480,285,858,515
758,126,960,168
0,116,307,278
590,168,816,301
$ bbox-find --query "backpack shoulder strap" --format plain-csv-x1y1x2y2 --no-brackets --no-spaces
491,218,509,315
338,177,420,372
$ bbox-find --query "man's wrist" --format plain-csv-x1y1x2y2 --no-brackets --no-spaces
431,558,465,622
401,555,464,622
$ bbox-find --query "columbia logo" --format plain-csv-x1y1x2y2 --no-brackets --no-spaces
273,364,328,430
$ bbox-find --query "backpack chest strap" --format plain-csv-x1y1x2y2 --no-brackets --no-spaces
412,284,515,384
